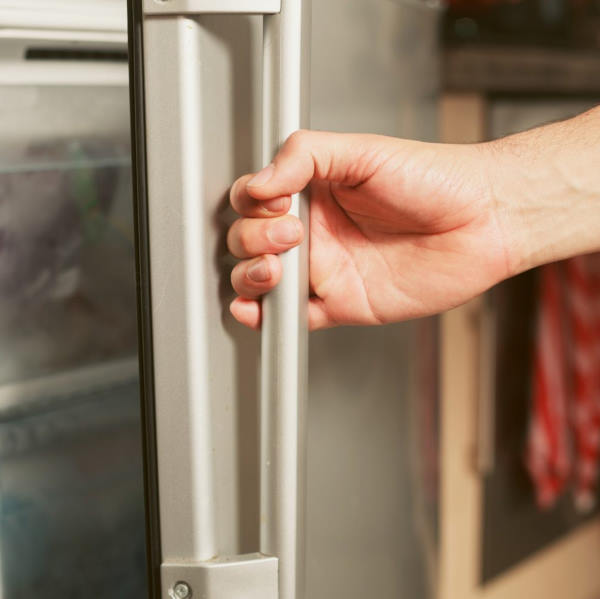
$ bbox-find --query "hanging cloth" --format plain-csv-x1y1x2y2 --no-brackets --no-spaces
566,255,600,511
526,255,600,511
526,262,571,509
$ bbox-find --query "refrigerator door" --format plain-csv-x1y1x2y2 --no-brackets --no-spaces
307,3,442,599
132,1,442,598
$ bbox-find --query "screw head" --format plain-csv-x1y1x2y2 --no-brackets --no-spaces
171,582,192,599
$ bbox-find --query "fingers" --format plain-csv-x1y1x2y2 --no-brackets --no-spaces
231,255,282,299
229,129,386,330
230,174,292,217
227,215,304,259
230,295,335,332
230,297,262,330
241,130,388,200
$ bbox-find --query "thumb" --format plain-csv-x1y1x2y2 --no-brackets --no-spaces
246,130,387,199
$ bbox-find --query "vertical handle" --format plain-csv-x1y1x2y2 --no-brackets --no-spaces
260,4,310,599
138,2,310,598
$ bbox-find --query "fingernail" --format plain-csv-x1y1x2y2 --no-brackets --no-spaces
262,197,285,213
248,164,275,187
268,219,301,245
247,259,271,282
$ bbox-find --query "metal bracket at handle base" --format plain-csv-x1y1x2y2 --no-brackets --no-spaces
141,2,310,599
162,554,279,599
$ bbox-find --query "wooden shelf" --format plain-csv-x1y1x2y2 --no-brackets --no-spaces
443,45,600,94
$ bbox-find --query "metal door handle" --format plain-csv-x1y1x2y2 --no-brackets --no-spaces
260,8,310,599
139,2,310,598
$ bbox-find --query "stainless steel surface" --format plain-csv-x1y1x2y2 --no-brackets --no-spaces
143,0,280,15
142,1,442,598
305,2,442,599
260,4,310,599
162,554,278,599
477,294,497,475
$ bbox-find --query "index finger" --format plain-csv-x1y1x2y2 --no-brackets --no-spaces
230,174,292,217
244,130,392,200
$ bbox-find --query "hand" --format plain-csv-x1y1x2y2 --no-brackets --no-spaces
227,130,510,330
227,111,600,330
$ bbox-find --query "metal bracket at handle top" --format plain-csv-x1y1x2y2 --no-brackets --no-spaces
143,0,281,15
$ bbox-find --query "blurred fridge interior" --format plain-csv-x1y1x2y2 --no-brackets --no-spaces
0,1,146,596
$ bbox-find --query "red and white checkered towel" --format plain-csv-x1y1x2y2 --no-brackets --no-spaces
526,255,600,512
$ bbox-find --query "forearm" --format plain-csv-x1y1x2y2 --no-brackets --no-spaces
485,106,600,276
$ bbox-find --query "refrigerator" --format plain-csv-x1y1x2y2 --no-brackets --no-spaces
0,0,442,597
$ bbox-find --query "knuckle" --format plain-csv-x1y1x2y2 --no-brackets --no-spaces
287,129,309,151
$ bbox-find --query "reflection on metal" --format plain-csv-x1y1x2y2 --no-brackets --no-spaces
477,292,497,475
143,0,281,15
162,554,278,599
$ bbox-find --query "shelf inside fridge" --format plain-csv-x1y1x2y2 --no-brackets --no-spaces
0,155,130,175
0,134,137,385
0,359,147,598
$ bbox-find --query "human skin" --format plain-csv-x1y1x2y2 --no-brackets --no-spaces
227,106,600,330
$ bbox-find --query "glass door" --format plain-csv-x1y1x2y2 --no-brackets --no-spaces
0,1,148,597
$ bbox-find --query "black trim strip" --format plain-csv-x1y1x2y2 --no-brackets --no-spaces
127,1,162,597
26,48,128,62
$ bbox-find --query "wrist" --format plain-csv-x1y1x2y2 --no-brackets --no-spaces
484,107,600,277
